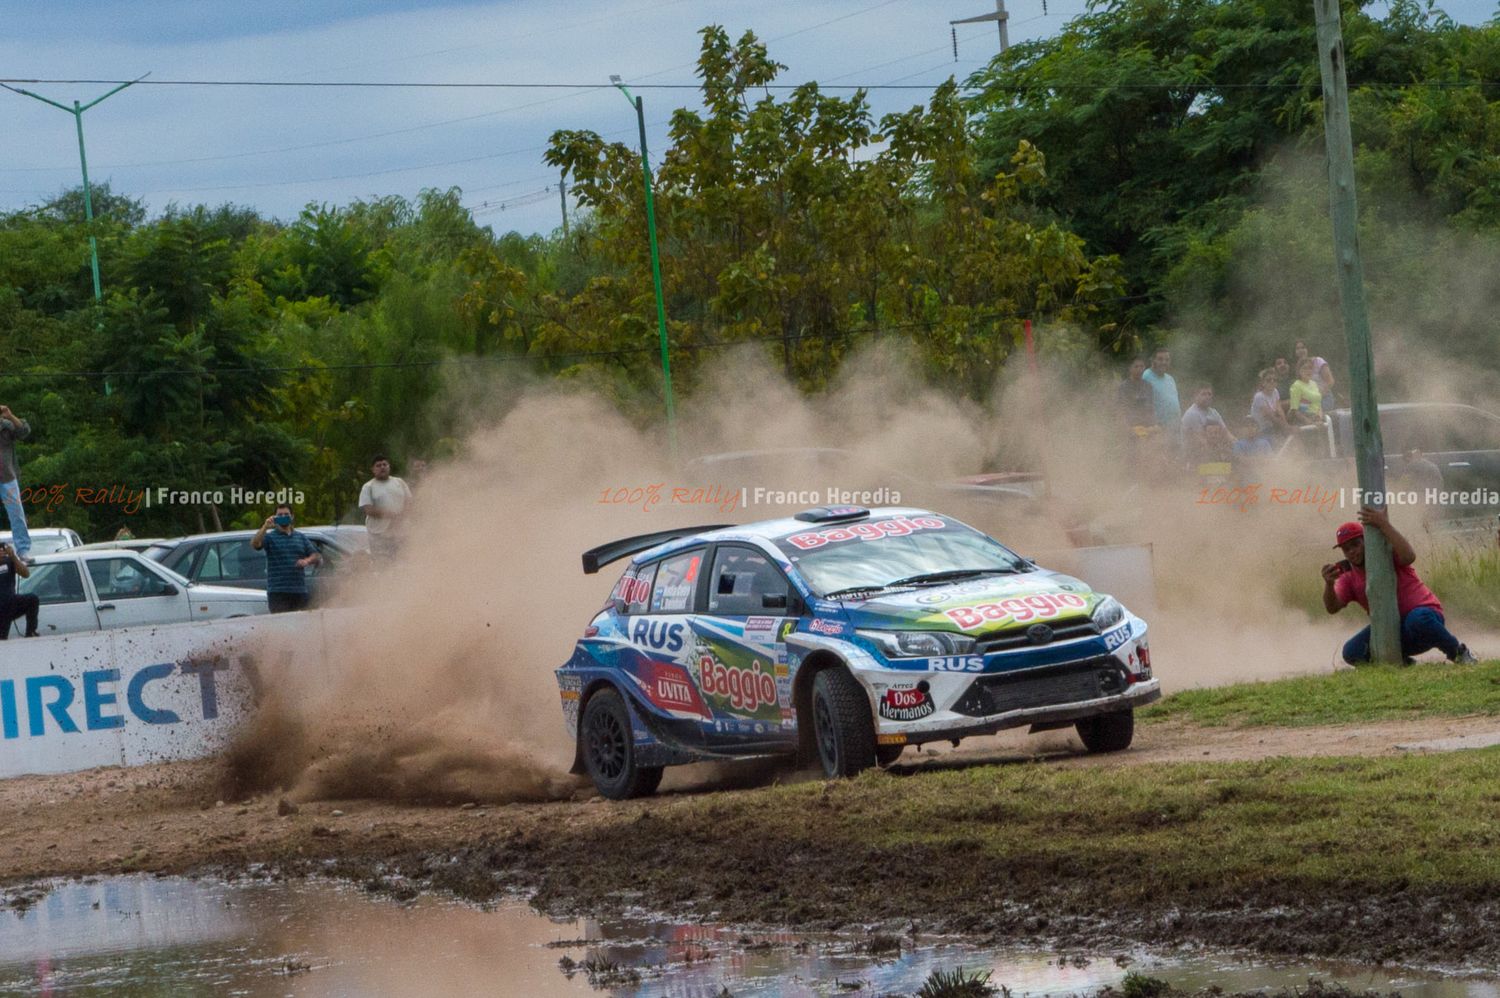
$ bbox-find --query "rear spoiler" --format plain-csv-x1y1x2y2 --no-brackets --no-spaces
581,525,734,574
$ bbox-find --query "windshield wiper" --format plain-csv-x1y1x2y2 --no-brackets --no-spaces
822,584,894,599
883,567,1020,587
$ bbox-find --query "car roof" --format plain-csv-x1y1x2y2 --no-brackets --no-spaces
0,528,75,536
631,506,943,564
151,525,358,546
28,548,149,563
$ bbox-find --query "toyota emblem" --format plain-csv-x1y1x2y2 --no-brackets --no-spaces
1027,623,1054,645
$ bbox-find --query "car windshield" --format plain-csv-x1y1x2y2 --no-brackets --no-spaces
147,560,192,588
772,515,1028,597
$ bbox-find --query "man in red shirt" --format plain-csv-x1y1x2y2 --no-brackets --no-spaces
1322,506,1477,665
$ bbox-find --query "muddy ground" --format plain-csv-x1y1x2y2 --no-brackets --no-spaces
6,715,1500,970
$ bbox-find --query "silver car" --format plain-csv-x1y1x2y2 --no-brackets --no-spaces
12,550,267,637
0,528,83,555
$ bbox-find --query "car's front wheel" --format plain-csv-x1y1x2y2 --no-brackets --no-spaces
581,688,663,800
811,668,877,778
1075,708,1134,753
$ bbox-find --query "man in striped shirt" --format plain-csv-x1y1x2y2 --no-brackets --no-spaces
251,503,321,613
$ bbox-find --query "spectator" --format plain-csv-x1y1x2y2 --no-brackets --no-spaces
0,540,37,638
1322,507,1476,664
251,503,321,613
1250,368,1289,437
1317,360,1339,413
359,453,414,560
1401,448,1443,493
114,525,135,542
1141,347,1182,443
1117,357,1157,433
0,404,32,558
1181,385,1236,466
1293,339,1327,378
1288,358,1324,425
1232,416,1272,459
1400,448,1445,524
1272,356,1293,404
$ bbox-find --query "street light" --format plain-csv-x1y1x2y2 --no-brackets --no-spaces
610,75,677,456
2,75,146,303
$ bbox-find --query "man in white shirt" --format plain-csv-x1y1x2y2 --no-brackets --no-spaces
358,454,414,560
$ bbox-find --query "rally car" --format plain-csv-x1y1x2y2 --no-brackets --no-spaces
557,506,1158,799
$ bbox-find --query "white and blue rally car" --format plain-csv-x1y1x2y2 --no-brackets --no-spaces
558,506,1158,799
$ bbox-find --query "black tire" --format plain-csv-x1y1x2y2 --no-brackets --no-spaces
810,668,878,778
580,688,664,800
875,744,905,767
1075,709,1134,753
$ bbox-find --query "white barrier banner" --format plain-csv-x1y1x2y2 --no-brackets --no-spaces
0,613,325,779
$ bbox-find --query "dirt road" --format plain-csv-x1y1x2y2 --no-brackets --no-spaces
5,713,1498,887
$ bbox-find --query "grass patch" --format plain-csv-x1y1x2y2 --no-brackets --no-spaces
685,750,1500,899
1277,540,1500,623
1143,660,1500,727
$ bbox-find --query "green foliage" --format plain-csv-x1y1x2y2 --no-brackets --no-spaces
1121,973,1172,998
1143,659,1500,727
917,967,998,998
546,26,1120,397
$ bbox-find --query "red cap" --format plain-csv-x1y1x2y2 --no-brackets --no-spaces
1333,522,1364,547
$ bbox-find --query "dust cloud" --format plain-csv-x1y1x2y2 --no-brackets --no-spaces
226,278,1494,802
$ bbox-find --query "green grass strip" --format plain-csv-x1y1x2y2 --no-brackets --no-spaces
1143,660,1500,728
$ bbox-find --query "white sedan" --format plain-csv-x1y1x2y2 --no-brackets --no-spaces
12,550,267,637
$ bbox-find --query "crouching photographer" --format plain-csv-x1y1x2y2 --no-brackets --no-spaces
1322,505,1476,665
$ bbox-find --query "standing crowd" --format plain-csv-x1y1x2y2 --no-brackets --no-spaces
1116,339,1341,473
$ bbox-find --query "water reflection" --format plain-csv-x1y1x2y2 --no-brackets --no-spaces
2,876,1497,997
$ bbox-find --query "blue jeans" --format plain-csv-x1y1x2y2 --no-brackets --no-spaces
0,480,28,557
1343,606,1461,664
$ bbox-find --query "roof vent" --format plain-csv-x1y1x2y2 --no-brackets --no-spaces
793,505,870,523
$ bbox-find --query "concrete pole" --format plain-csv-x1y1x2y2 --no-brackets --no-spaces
1313,0,1401,663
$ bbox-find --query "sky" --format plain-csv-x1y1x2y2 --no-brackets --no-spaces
1,0,1496,236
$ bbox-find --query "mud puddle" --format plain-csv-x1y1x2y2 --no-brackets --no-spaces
3,876,1498,997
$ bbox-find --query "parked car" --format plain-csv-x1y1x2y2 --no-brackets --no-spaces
557,505,1157,799
1275,403,1500,506
12,549,266,637
143,526,368,606
0,528,83,555
73,538,168,553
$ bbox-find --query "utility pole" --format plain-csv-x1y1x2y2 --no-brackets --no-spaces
1312,0,1400,663
2,76,145,302
609,75,677,459
951,0,1011,53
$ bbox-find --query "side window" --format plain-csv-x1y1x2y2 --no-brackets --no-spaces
221,541,266,582
649,550,703,614
312,540,341,571
707,547,789,616
88,558,174,600
197,544,223,582
610,562,656,614
18,562,86,605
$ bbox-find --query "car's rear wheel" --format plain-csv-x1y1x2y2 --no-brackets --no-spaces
581,688,663,800
811,668,877,778
1075,708,1134,753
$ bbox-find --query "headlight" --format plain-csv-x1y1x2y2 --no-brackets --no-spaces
856,629,976,658
1091,595,1125,631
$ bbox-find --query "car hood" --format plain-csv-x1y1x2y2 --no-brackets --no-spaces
840,569,1102,635
189,584,267,602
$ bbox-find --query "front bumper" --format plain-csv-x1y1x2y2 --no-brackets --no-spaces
880,680,1161,746
860,616,1157,746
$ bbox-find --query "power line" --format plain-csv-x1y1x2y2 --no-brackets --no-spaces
6,75,1496,93
0,77,949,91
